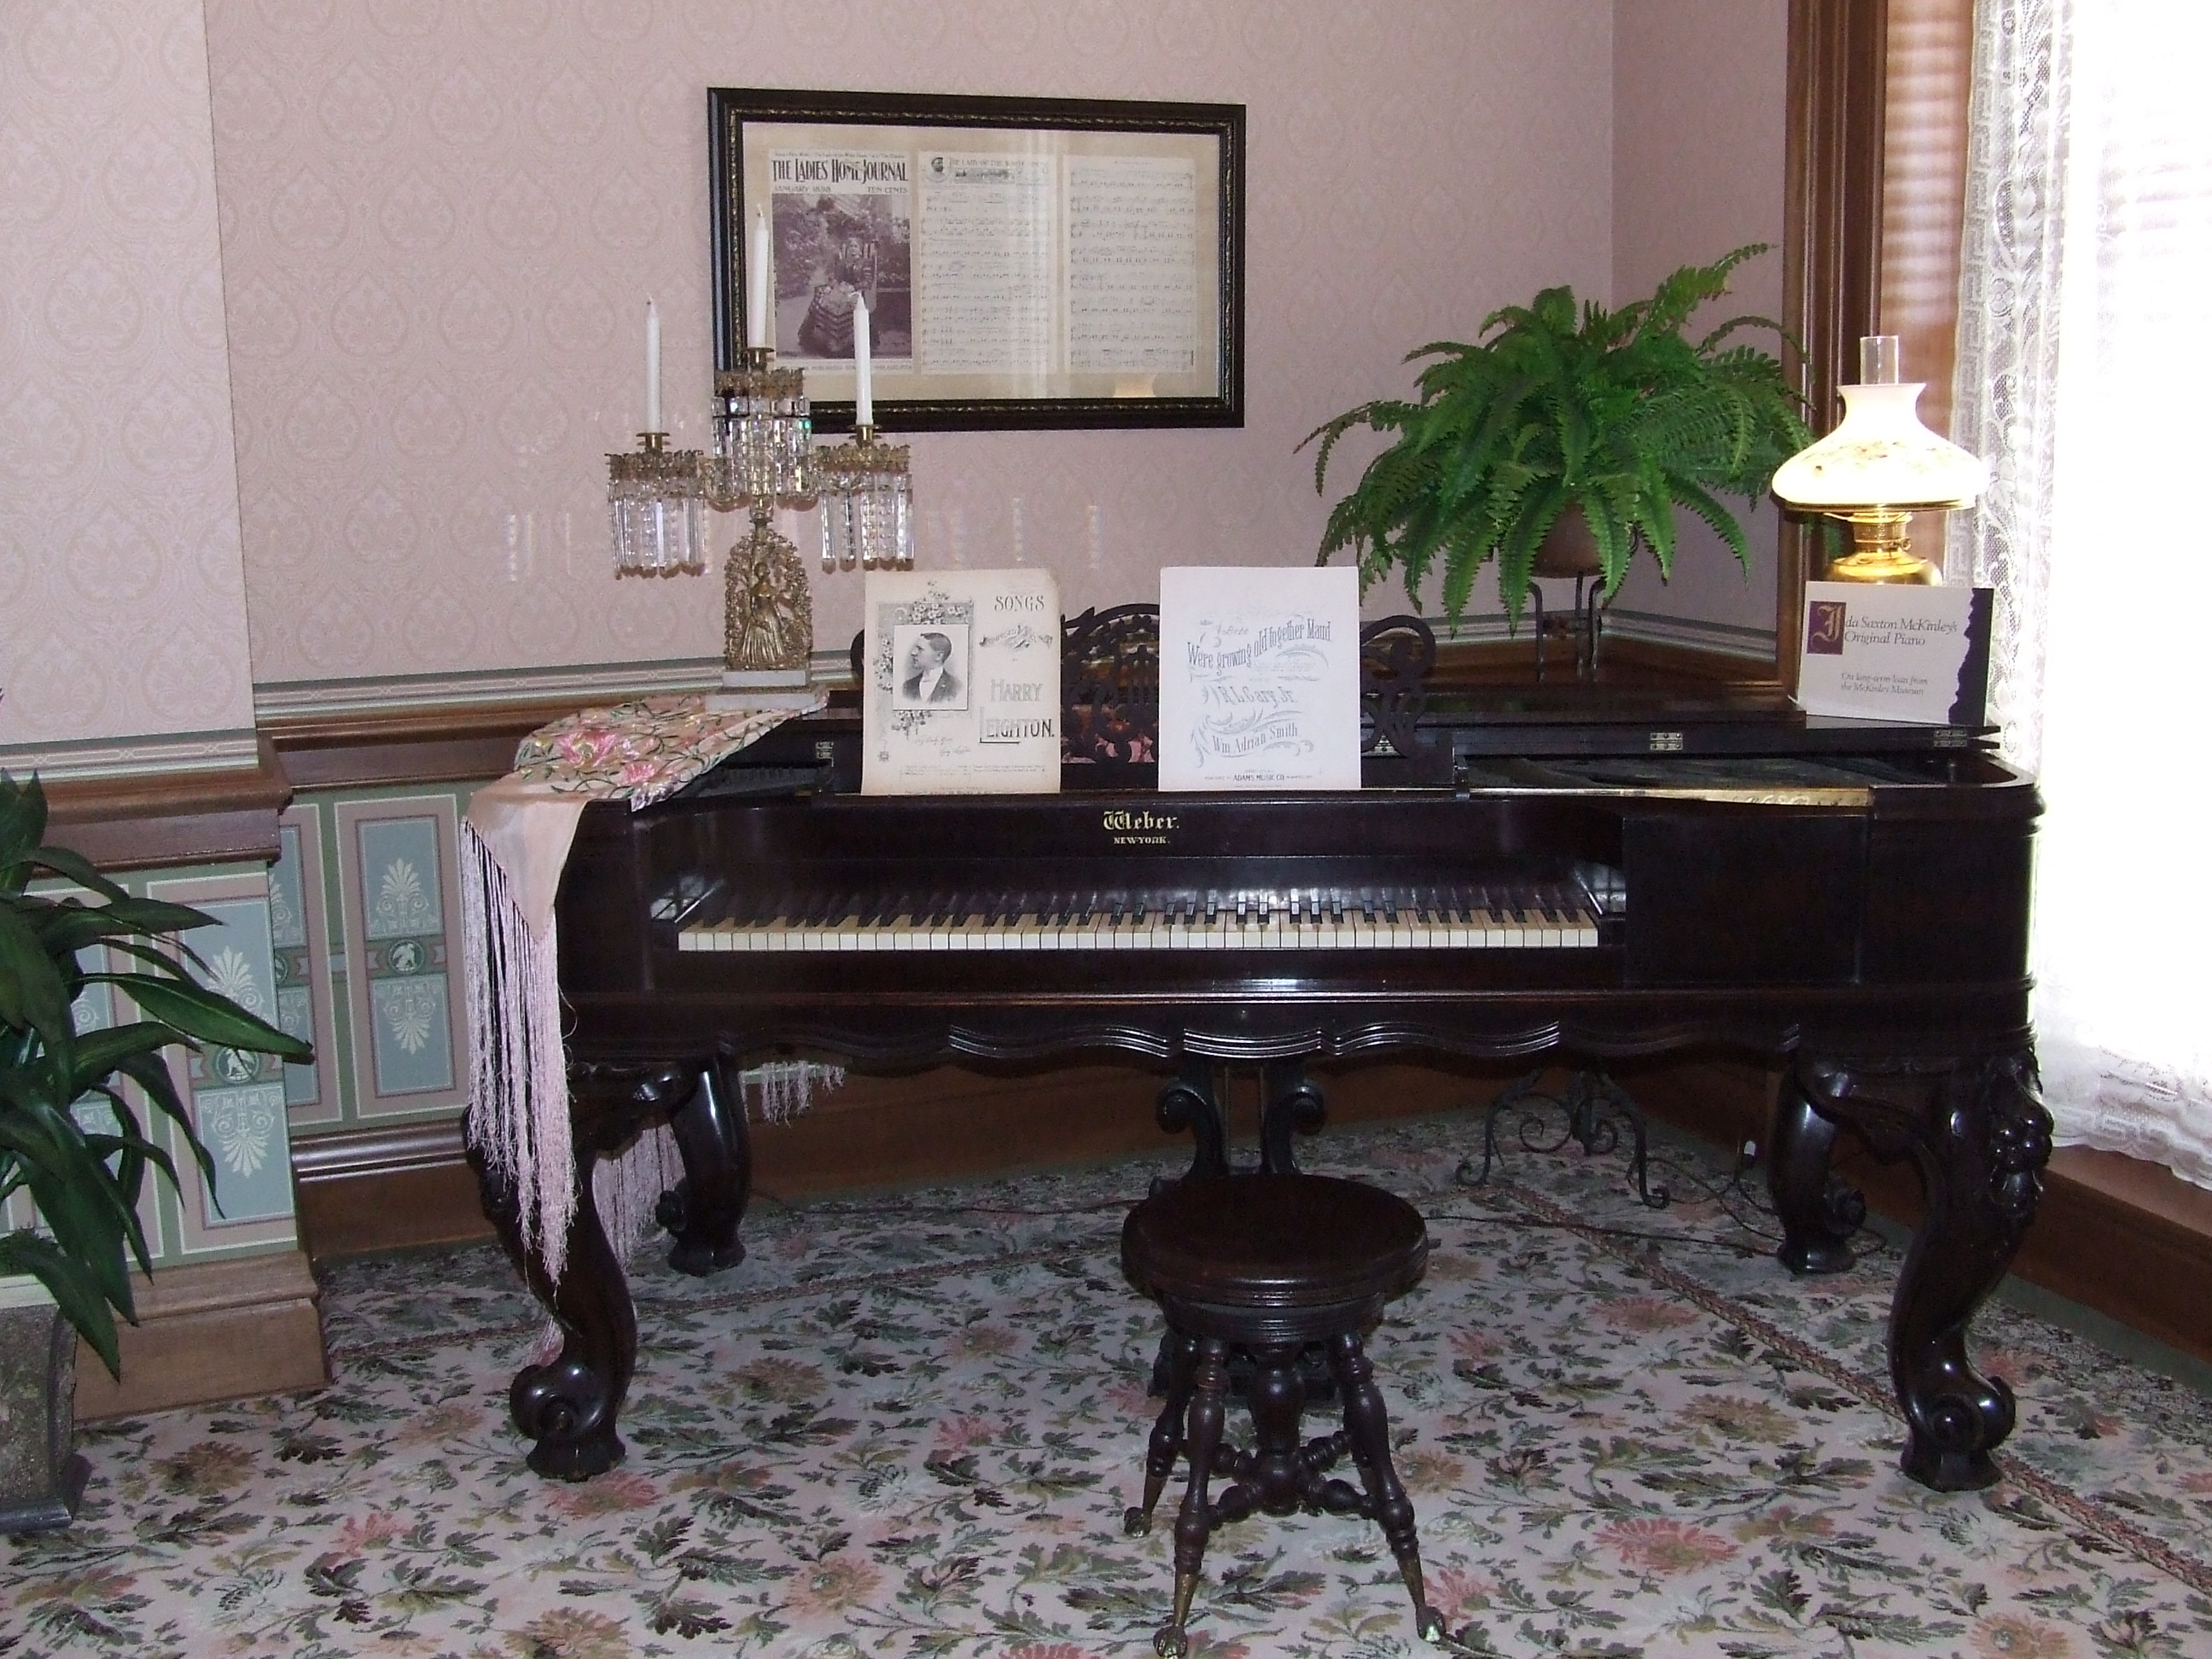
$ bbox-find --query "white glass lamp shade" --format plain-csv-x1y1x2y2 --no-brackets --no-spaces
1772,382,1989,512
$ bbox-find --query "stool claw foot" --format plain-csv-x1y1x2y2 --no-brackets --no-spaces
1123,1500,1153,1537
1155,1569,1199,1658
1402,1559,1442,1642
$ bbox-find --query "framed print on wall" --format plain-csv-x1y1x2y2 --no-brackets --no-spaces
709,87,1244,431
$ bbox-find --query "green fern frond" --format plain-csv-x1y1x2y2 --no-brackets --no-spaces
1307,245,1796,624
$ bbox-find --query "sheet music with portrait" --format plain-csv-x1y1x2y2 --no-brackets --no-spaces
861,569,1062,795
1157,566,1363,792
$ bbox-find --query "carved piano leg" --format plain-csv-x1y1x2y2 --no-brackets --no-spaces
1259,1061,1326,1174
469,1137,636,1482
656,1052,754,1277
1798,1051,2053,1492
1155,1057,1229,1185
1769,1065,1868,1275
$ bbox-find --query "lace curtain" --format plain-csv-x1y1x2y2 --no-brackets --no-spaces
1950,0,2212,1188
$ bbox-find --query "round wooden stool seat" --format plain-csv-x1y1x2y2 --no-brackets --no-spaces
1122,1172,1429,1340
1121,1174,1441,1656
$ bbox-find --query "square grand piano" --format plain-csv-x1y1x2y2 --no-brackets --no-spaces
472,612,2050,1493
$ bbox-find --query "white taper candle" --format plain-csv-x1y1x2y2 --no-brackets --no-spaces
644,297,661,431
853,294,873,428
748,207,770,350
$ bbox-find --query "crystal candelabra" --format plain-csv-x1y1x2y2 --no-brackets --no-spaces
607,333,916,707
812,424,913,573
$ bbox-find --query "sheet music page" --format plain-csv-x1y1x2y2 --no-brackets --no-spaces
1158,567,1363,792
861,568,1062,795
1065,155,1199,375
916,152,1056,376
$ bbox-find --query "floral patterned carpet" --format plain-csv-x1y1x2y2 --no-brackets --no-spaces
6,1113,2211,1659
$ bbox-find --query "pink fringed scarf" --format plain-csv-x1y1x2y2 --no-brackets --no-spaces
460,695,839,1290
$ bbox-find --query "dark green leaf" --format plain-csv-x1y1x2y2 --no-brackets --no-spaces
89,974,311,1062
0,1230,125,1378
0,900,76,1062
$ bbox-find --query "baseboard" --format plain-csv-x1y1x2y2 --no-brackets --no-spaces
293,1120,496,1260
75,1247,328,1421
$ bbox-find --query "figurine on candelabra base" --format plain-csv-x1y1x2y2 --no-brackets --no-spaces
715,507,818,710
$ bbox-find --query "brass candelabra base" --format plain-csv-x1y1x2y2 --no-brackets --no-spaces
721,507,813,700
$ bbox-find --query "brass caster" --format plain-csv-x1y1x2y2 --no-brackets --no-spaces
1122,1505,1152,1536
1153,1626,1189,1658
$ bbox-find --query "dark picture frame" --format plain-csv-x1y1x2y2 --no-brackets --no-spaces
709,87,1244,432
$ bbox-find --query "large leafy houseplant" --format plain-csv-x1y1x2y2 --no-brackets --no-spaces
0,773,311,1377
1303,243,1813,625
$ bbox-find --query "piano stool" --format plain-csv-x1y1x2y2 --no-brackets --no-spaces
1119,1173,1446,1656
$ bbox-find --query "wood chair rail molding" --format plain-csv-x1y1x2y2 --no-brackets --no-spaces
266,696,608,792
38,737,291,872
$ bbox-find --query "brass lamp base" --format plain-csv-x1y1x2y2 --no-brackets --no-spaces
1825,547,1940,585
1821,510,1940,585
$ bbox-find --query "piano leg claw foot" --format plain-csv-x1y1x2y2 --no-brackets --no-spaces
1798,1049,2052,1490
666,1236,746,1277
512,1360,625,1481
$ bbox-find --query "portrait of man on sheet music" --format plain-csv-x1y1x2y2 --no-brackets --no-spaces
894,624,969,709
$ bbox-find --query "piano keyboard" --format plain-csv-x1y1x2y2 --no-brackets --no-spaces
673,882,1602,953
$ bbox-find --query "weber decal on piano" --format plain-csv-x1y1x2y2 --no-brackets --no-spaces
1102,808,1177,846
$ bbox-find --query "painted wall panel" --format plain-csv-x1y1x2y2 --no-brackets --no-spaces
334,796,467,1120
143,872,297,1253
271,805,343,1126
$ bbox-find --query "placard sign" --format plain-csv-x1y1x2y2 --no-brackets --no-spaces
1158,565,1363,791
861,569,1062,794
1796,581,1994,725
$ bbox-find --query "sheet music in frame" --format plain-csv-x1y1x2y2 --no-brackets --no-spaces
1157,566,1363,792
861,569,1062,795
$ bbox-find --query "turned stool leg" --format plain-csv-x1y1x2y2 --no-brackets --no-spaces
1237,1342,1309,1519
1158,1335,1230,1659
1126,1329,1196,1536
1328,1330,1444,1643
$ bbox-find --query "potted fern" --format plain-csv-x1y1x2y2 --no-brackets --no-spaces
1,772,311,1530
1302,244,1812,626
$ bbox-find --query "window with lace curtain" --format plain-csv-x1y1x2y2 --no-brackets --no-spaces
1944,0,2212,1189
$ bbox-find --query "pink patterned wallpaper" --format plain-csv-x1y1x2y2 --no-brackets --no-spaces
1609,0,1790,637
202,0,1616,690
0,0,258,753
